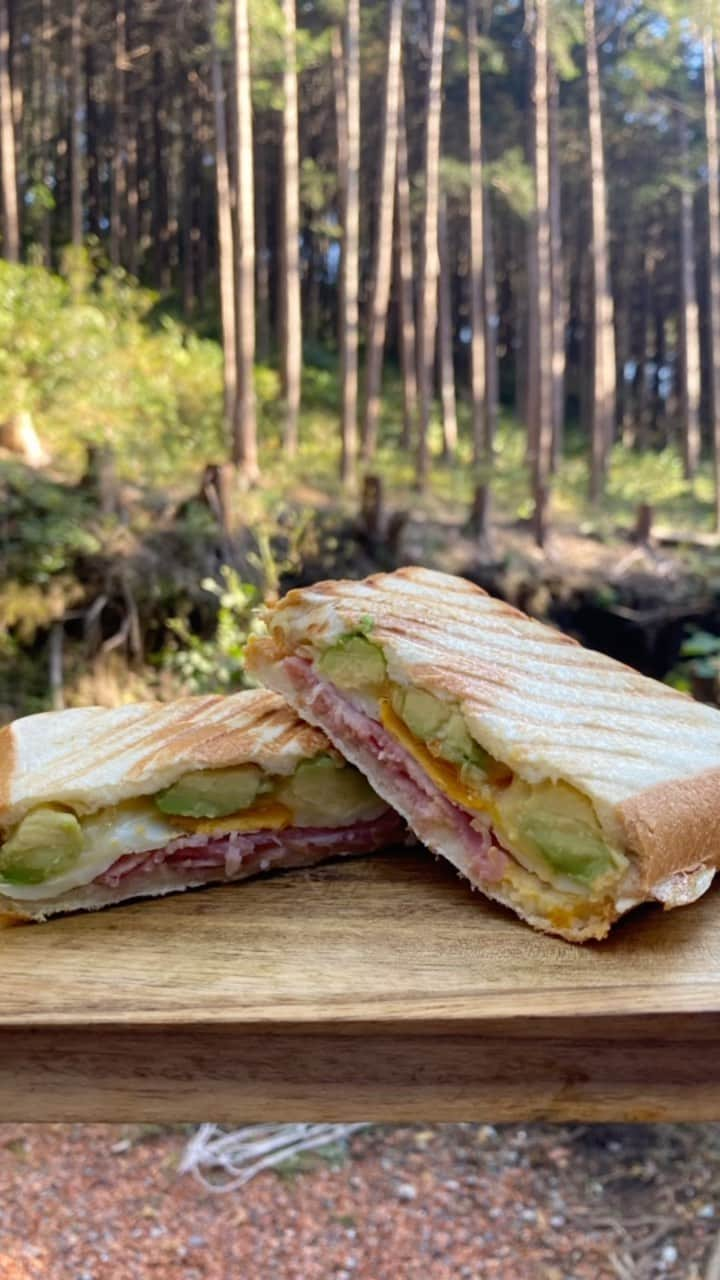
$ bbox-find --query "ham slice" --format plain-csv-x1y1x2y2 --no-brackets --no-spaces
96,808,405,889
282,656,506,883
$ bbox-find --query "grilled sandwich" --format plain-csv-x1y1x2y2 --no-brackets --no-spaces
0,690,404,919
247,566,720,941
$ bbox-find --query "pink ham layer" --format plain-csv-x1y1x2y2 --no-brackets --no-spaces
96,807,405,889
281,657,507,883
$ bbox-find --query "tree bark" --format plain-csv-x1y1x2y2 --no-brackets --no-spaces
255,133,270,361
532,0,553,547
232,0,259,480
585,0,616,502
339,0,360,487
0,0,19,261
395,76,417,451
483,183,499,454
152,49,170,289
416,0,447,491
362,0,404,462
210,0,237,440
467,0,487,470
331,26,348,221
85,34,101,240
38,0,52,261
111,0,127,269
125,7,139,279
679,108,701,480
280,0,302,457
549,58,566,470
182,73,195,316
70,0,83,247
437,190,458,458
705,28,720,528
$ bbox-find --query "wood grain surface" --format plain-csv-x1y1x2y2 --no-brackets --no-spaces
3,849,720,1120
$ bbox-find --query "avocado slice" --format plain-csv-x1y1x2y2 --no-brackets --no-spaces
0,807,84,885
520,813,614,887
155,765,267,818
278,754,385,827
393,686,501,778
318,635,386,690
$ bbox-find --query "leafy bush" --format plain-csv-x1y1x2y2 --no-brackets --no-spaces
159,567,262,694
0,258,224,482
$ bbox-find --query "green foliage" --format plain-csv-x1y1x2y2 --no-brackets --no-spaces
0,260,224,481
485,147,535,219
159,568,261,694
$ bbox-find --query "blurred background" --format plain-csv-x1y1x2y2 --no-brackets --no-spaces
5,0,720,720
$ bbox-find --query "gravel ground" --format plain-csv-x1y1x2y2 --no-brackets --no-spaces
0,1123,719,1279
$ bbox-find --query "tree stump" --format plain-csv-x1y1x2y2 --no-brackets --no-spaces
632,502,653,545
80,444,123,518
360,474,385,549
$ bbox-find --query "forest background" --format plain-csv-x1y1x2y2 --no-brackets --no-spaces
3,0,720,716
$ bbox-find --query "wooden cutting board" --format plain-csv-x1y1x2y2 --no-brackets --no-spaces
2,848,720,1122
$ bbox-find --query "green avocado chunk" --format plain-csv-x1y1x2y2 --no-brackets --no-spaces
318,634,386,690
520,813,614,886
393,687,497,775
155,765,266,818
0,807,84,885
278,754,384,827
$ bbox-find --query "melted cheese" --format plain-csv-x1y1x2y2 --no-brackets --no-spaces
173,800,291,836
379,701,498,819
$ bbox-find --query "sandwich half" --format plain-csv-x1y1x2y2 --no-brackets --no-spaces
246,566,720,942
0,690,404,919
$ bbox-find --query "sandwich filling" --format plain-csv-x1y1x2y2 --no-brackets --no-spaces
274,632,636,934
0,751,400,905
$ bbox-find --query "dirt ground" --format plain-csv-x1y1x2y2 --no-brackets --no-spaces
0,1123,718,1279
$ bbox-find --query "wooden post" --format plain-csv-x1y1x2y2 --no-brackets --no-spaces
632,502,653,545
360,474,385,548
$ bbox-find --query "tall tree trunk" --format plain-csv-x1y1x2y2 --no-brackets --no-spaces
152,50,169,289
467,0,487,470
679,108,701,480
280,0,302,456
0,0,19,261
38,0,52,261
585,0,616,502
705,28,720,527
437,191,458,458
70,0,83,247
532,0,553,547
232,0,258,480
483,184,499,454
549,59,566,470
85,36,100,239
111,0,127,269
416,0,447,491
182,75,194,316
255,134,271,360
362,0,404,462
331,26,348,222
210,0,237,440
339,0,360,487
395,76,417,451
125,30,139,278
